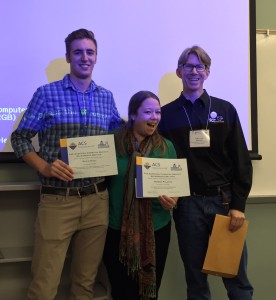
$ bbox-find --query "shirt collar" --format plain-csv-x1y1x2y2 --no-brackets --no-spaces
179,89,210,108
62,74,99,92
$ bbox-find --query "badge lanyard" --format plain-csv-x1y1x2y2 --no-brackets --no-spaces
77,87,95,136
182,95,212,148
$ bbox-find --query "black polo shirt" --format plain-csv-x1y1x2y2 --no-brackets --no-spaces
158,90,252,212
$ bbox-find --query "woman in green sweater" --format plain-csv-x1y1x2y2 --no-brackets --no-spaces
103,91,178,300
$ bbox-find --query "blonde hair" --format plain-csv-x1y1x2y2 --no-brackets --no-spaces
177,45,211,70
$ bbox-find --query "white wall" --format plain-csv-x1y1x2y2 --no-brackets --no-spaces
250,34,276,197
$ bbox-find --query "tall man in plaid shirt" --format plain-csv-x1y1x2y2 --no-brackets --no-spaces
11,28,122,300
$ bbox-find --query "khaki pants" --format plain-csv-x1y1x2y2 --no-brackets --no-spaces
27,189,109,300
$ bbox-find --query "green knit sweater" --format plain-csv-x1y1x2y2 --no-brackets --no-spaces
108,138,177,231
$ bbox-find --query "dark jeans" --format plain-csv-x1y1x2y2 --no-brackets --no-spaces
173,193,253,300
103,221,171,300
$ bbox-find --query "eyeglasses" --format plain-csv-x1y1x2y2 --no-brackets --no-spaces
181,64,207,72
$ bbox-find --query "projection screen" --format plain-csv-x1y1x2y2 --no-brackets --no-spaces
0,0,259,161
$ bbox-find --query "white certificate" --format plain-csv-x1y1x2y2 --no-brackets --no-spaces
60,135,118,179
135,157,190,198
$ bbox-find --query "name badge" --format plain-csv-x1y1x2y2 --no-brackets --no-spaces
190,130,210,148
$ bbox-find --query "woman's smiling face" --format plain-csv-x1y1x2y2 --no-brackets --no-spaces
131,97,161,144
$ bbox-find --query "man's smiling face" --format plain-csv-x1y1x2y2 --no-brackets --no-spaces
177,53,209,95
66,38,97,80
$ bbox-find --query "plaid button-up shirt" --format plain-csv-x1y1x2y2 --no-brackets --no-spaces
11,75,122,187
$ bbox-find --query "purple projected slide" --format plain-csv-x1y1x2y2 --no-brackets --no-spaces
0,0,251,154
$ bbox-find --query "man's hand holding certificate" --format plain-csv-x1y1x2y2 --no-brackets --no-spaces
136,157,190,197
60,135,118,179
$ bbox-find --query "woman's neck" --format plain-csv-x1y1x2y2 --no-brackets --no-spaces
133,133,143,149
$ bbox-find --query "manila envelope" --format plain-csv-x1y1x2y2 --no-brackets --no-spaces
202,214,248,278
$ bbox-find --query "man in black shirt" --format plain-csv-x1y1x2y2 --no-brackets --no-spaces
158,45,253,300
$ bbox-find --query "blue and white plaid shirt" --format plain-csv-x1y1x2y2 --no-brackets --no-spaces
11,74,122,187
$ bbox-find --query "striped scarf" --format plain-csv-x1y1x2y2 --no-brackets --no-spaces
119,141,156,299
